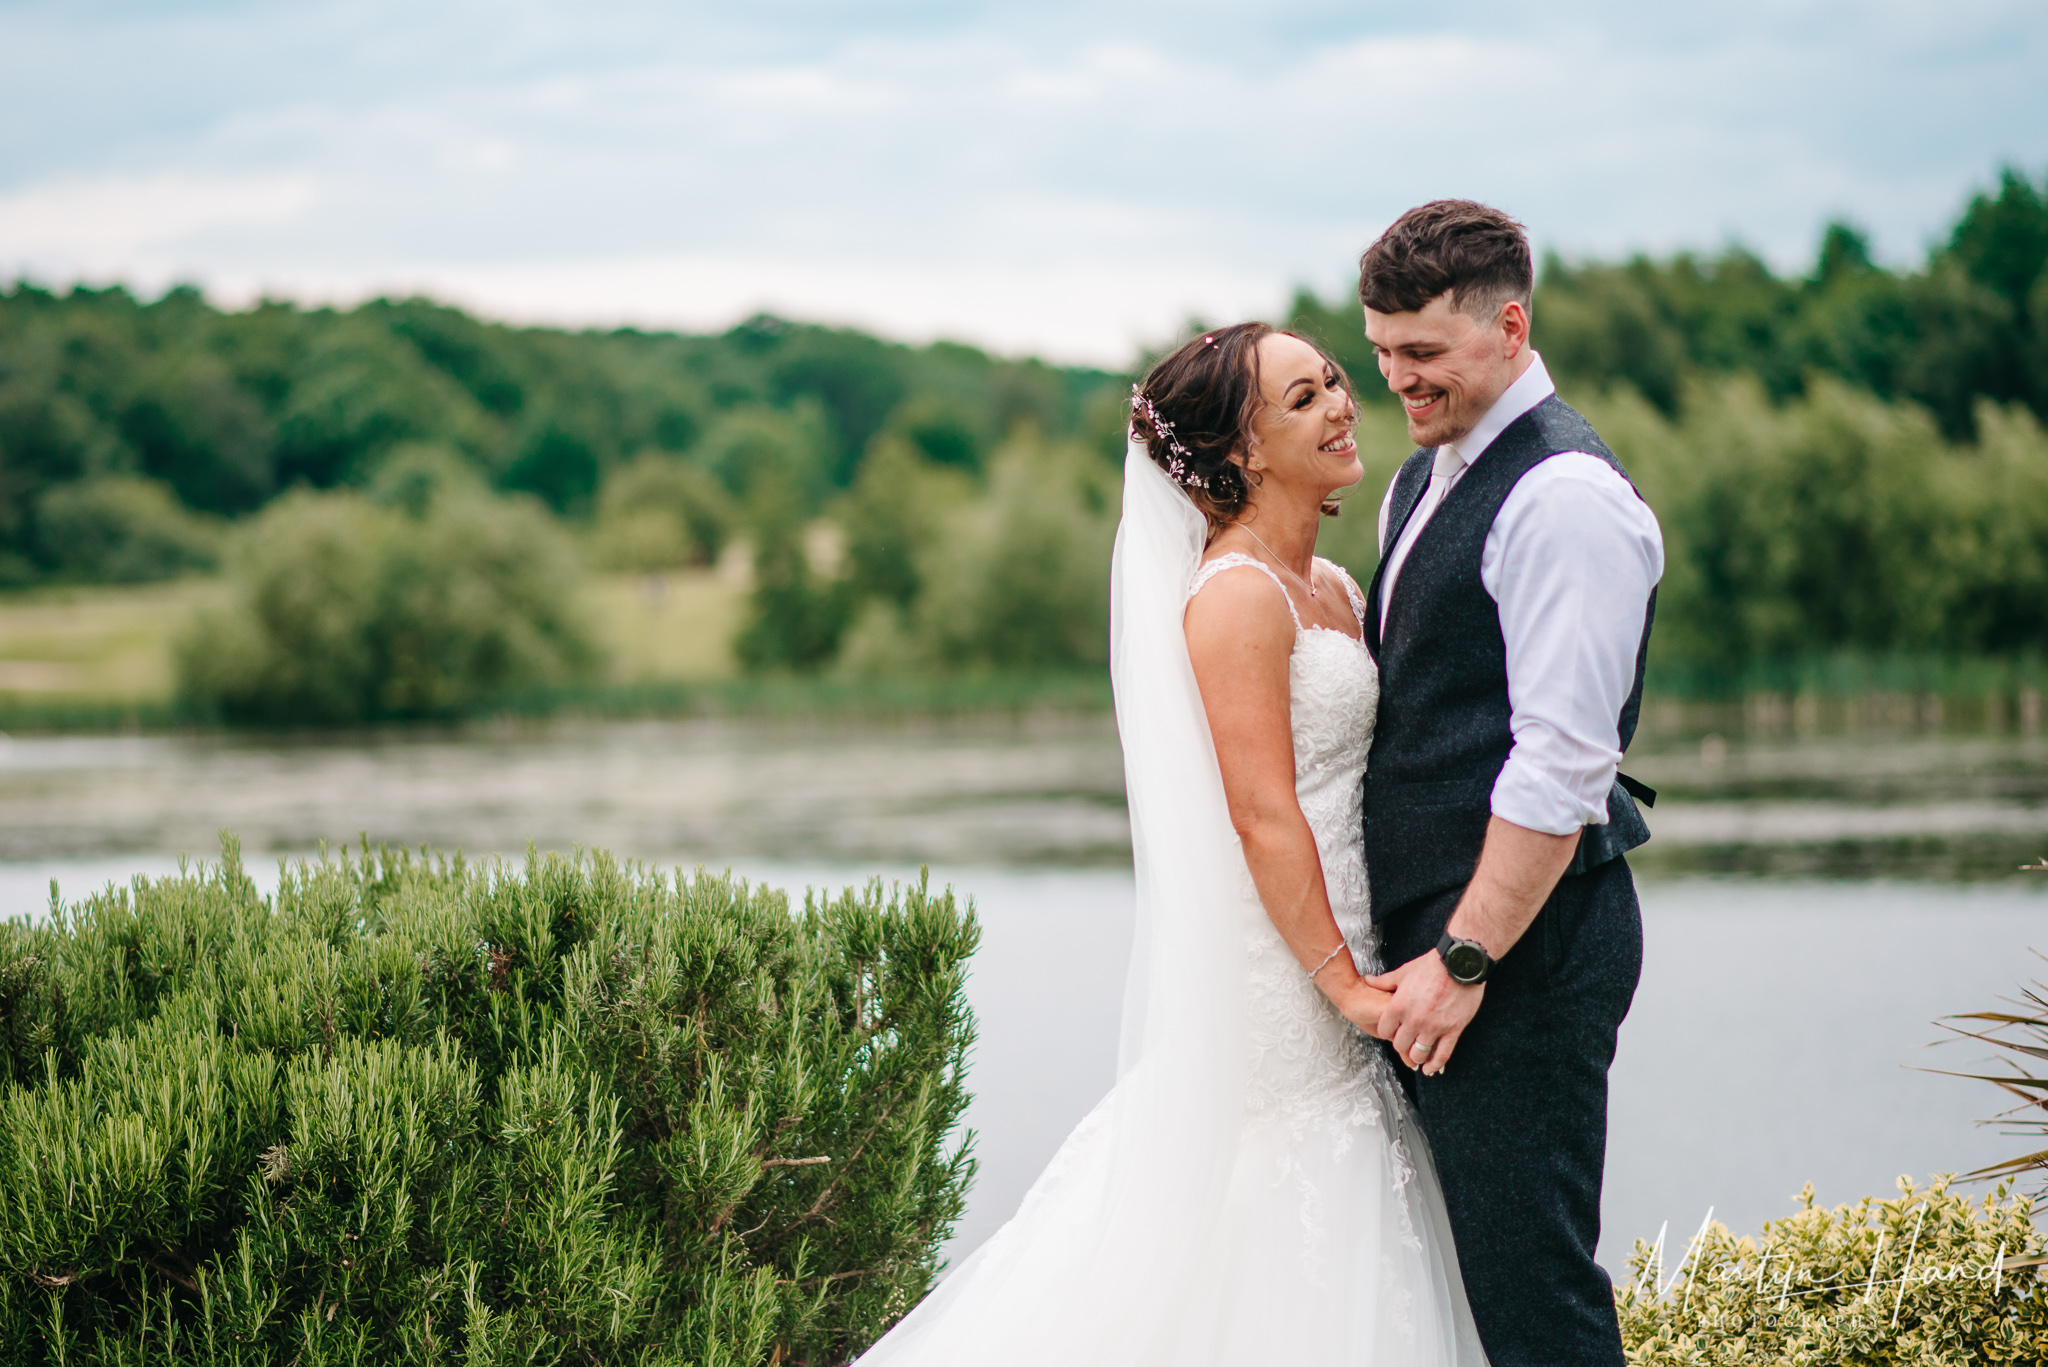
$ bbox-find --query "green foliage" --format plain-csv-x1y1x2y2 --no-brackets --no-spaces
33,476,220,583
0,836,979,1365
838,439,975,613
0,288,1122,587
912,436,1116,671
1538,168,2048,440
735,514,855,675
1950,170,2048,311
828,434,1116,678
175,487,598,724
1581,378,2048,679
1616,1178,2047,1366
701,405,836,511
588,455,738,572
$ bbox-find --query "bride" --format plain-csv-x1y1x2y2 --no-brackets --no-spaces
855,323,1487,1364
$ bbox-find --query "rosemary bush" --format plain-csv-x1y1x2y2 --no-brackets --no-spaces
1617,1177,2047,1365
0,838,978,1365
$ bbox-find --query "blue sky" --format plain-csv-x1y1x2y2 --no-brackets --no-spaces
2,0,2043,363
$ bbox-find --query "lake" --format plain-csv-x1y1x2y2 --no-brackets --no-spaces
1,712,2043,1278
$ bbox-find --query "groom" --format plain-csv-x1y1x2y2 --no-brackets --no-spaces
1356,201,1664,1367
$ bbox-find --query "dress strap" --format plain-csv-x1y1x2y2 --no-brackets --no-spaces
1187,552,1302,630
1317,556,1367,630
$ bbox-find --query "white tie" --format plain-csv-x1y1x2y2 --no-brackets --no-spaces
1377,443,1472,624
1421,443,1465,521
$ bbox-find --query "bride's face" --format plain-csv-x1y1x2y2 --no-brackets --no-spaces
1241,334,1361,499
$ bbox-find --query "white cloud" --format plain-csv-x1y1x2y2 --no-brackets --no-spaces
192,248,1280,367
0,1,2041,360
0,172,319,258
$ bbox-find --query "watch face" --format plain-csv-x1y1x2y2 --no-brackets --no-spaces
1445,942,1487,981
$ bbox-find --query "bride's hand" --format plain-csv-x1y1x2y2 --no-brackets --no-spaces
1324,979,1394,1036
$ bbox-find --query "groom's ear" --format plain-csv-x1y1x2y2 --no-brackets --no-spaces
1498,300,1531,358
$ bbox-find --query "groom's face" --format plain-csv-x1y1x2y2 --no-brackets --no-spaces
1364,293,1525,448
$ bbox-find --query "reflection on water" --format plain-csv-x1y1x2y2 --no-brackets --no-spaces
0,715,1127,866
2,714,2045,874
1626,726,2048,879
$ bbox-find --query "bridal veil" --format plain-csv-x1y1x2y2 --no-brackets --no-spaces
852,443,1259,1362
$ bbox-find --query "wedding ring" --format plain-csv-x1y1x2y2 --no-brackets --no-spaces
1410,1039,1434,1063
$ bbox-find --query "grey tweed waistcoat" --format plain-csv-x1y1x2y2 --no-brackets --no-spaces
1362,393,1655,924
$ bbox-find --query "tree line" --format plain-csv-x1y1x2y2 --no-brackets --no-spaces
5,165,2048,720
0,285,1126,586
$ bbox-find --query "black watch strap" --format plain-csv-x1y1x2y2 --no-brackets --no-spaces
1436,931,1497,985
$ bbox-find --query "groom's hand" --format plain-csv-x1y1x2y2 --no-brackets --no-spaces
1365,951,1482,1077
1367,816,1580,1077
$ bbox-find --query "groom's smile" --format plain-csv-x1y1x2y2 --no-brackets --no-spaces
1364,290,1532,448
1402,390,1447,420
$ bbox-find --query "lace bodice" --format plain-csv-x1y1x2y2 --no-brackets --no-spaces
1184,551,1379,943
1186,552,1417,1270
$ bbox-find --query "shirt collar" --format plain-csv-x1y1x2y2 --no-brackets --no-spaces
1441,351,1557,469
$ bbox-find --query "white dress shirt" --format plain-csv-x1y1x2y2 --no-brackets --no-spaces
1375,353,1666,836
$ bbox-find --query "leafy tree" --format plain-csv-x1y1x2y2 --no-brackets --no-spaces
700,404,836,512
176,487,597,724
911,435,1116,671
587,453,737,572
837,437,974,610
734,510,853,674
500,424,601,515
1948,168,2048,311
0,286,1122,587
34,475,220,582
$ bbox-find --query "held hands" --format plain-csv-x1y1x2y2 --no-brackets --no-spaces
1363,951,1483,1077
1320,977,1396,1038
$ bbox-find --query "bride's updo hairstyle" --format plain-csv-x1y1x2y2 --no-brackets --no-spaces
1129,321,1354,530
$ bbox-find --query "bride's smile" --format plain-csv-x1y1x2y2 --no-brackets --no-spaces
1240,333,1364,501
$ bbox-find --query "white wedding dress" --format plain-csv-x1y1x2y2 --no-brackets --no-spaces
854,446,1486,1365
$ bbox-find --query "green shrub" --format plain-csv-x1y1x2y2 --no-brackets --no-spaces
734,513,854,674
175,487,599,724
1574,378,2048,682
1617,1177,2047,1365
589,454,737,572
0,837,979,1365
909,434,1116,671
836,437,973,613
34,475,220,582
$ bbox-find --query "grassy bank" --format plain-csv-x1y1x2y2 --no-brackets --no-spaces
2,573,2042,736
0,573,1109,730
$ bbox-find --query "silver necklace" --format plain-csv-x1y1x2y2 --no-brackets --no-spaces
1235,524,1316,598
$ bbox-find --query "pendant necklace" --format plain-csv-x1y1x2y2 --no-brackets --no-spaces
1236,523,1317,597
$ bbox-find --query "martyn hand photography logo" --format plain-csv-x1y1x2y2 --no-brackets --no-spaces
1620,1180,2046,1351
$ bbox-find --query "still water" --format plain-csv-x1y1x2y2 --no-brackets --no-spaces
1,714,2043,1278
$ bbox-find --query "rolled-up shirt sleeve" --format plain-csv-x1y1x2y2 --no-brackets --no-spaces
1480,454,1665,835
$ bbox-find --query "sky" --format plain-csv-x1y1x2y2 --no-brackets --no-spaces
1,0,2044,366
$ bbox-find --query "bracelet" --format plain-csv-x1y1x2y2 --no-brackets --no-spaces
1307,942,1351,980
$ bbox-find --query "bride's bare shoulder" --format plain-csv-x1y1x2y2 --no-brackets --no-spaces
1184,553,1297,638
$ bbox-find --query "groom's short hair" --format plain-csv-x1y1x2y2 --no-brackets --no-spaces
1358,200,1532,320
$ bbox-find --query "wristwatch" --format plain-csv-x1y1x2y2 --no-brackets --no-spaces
1436,931,1497,985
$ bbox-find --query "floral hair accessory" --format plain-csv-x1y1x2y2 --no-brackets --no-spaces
1130,385,1206,490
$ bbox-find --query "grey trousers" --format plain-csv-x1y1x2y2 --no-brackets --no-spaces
1378,855,1643,1367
